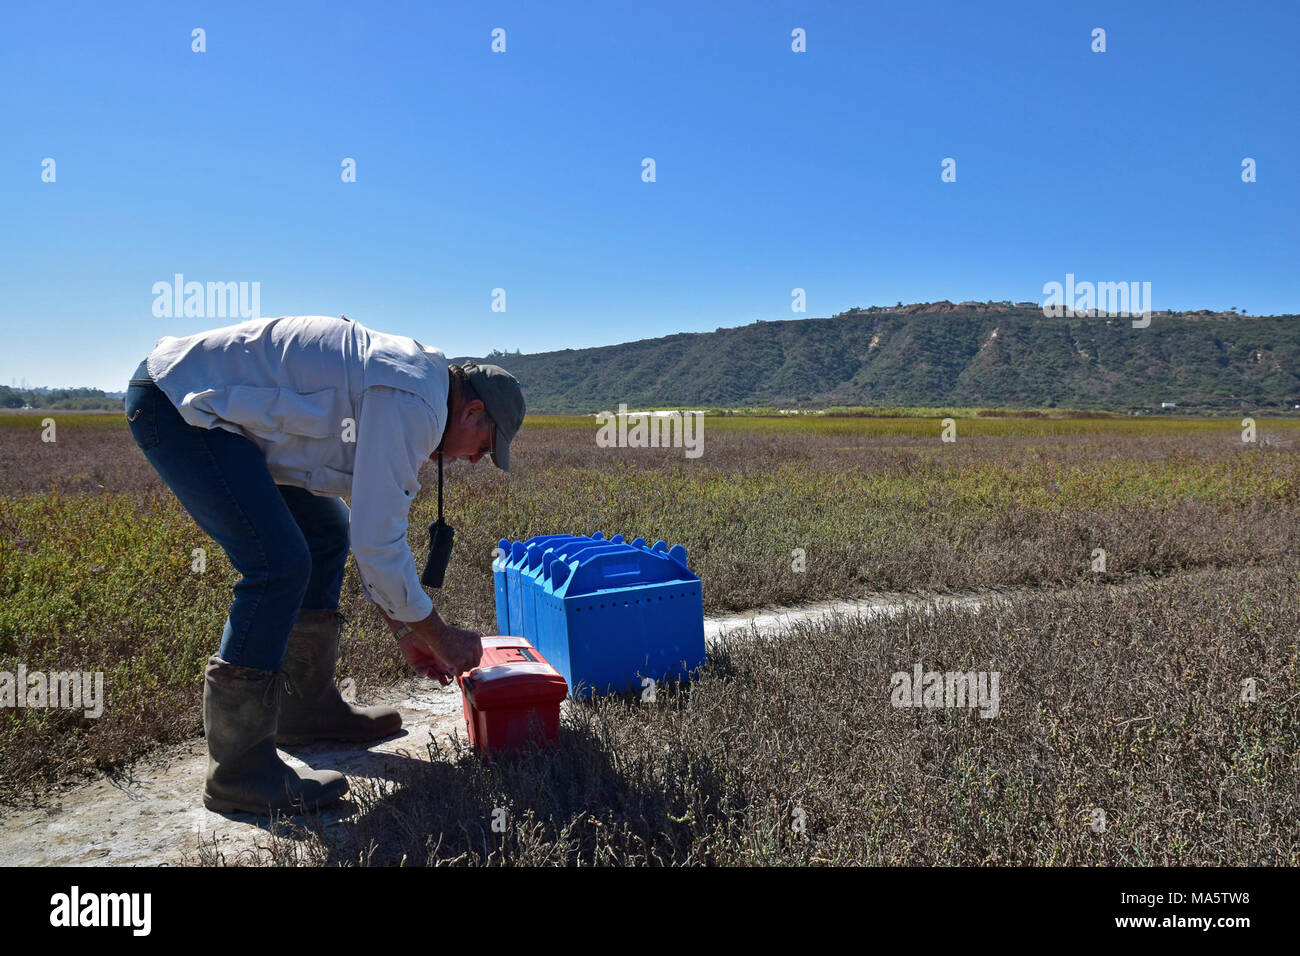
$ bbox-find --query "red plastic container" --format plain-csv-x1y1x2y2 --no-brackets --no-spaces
458,636,568,753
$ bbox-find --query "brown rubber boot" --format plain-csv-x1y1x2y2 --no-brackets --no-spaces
276,610,402,745
202,656,349,815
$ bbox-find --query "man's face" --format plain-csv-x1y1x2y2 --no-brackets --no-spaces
440,399,496,464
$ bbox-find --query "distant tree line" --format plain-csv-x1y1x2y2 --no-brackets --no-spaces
0,385,123,410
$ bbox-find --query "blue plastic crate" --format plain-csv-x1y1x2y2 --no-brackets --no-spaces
502,533,607,636
520,536,626,643
491,538,511,635
536,540,704,696
505,535,577,635
534,537,652,653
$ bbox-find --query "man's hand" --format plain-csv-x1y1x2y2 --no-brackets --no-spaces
383,608,483,682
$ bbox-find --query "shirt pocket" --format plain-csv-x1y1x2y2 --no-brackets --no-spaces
197,385,340,441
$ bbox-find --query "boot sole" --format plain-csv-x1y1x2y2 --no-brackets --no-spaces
203,784,349,816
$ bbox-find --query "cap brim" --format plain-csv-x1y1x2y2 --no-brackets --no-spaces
491,424,510,471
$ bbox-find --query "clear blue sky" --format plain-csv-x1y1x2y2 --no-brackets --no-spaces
2,0,1296,389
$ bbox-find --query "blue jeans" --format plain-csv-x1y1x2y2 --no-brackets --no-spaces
125,362,349,671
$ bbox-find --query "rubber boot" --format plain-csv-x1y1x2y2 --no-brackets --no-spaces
276,610,402,745
202,655,349,815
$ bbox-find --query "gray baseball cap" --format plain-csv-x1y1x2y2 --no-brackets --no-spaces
461,361,525,471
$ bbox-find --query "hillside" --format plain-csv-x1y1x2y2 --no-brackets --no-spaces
464,302,1300,413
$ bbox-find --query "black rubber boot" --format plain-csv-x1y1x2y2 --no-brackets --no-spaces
277,610,403,745
202,655,349,815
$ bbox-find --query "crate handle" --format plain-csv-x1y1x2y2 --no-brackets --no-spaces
564,548,691,593
600,562,641,579
552,559,576,590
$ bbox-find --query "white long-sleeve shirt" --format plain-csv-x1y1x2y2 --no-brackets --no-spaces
350,386,437,621
146,316,448,622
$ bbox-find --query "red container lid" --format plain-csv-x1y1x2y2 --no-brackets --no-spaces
459,637,568,708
